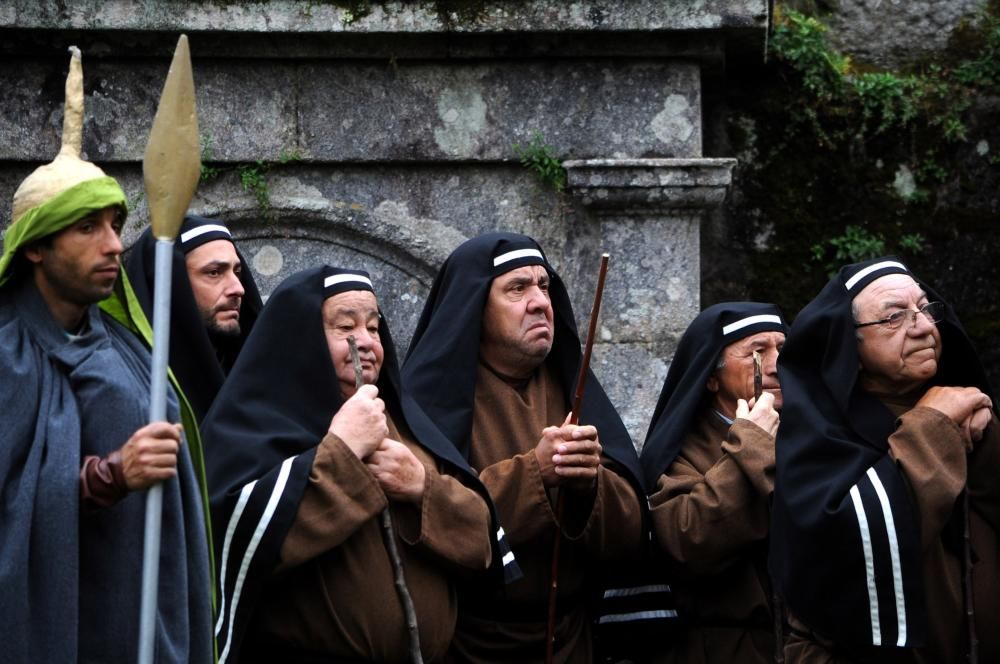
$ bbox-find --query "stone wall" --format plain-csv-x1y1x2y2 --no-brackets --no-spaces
1,0,767,447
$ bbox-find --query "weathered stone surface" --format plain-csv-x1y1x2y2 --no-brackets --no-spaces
823,0,983,68
1,1,768,35
0,59,702,162
591,342,671,450
565,158,736,208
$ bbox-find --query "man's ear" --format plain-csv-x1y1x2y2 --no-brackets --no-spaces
21,243,44,265
706,373,719,394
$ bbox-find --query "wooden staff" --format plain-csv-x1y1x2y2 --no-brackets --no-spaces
545,254,610,664
755,350,785,664
138,35,201,664
964,489,979,663
348,336,423,664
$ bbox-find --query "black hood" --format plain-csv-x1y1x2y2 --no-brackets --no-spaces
640,301,787,491
125,214,262,421
402,231,645,494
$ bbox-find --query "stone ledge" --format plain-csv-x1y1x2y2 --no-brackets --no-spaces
1,1,767,35
564,158,736,210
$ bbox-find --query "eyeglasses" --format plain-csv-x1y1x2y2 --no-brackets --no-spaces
854,301,944,330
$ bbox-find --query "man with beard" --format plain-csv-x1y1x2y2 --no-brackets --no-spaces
0,47,212,663
126,214,262,421
204,266,497,663
403,232,646,663
640,302,786,663
771,257,999,663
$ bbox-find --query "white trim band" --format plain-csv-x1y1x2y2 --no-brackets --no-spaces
180,224,232,244
722,314,783,336
844,261,907,291
866,467,907,646
493,248,543,267
324,274,374,290
603,584,671,598
849,484,881,646
598,610,678,624
218,456,296,664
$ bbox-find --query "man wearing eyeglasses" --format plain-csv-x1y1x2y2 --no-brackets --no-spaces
769,257,999,663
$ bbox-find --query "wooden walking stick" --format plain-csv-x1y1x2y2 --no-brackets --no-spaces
964,489,979,664
545,253,610,664
348,336,423,664
138,35,201,664
754,351,785,664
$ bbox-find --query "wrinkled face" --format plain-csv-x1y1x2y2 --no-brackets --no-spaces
480,264,555,378
185,239,245,338
322,289,384,398
25,205,125,324
854,274,942,397
707,330,786,419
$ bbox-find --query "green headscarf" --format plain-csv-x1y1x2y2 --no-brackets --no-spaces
0,176,127,289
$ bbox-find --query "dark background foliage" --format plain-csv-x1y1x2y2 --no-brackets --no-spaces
703,2,1000,389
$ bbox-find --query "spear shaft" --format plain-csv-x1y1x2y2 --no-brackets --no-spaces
138,35,201,664
545,254,609,664
348,336,423,664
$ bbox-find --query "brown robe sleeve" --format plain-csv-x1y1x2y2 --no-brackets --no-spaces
79,451,128,510
968,414,1000,532
478,447,641,558
392,453,493,571
279,431,388,567
886,406,967,552
568,460,644,560
478,451,557,545
649,418,774,576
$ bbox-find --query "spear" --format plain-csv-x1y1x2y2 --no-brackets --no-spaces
545,253,609,664
137,35,201,664
348,336,424,664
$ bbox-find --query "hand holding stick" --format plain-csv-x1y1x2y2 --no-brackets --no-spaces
348,336,423,664
545,254,609,664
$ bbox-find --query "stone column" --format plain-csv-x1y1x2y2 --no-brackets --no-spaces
562,158,736,448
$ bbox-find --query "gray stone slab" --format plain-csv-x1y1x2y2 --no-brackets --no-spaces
590,341,670,451
298,60,703,161
825,0,983,68
2,58,700,162
2,1,768,35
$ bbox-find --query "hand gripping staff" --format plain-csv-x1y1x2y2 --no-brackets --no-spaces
348,336,424,664
137,35,202,664
545,253,610,664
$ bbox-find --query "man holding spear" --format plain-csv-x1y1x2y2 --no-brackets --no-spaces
0,46,212,663
403,232,645,663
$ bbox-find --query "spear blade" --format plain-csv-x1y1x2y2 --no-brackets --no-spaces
144,34,200,242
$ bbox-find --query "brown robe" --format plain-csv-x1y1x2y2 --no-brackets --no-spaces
446,362,643,664
785,404,1000,664
649,411,776,664
249,414,493,662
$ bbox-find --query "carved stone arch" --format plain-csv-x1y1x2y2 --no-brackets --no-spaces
193,201,469,353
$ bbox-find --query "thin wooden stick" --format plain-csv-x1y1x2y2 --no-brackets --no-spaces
545,254,609,664
754,350,785,664
964,489,979,664
348,335,423,664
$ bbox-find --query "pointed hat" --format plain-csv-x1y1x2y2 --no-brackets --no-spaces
1,47,126,287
